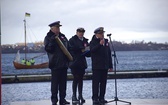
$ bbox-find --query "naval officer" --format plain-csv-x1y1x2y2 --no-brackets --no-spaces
90,27,113,104
44,21,70,105
69,27,90,104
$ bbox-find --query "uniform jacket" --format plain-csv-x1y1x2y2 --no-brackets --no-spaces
44,30,69,70
90,35,113,70
69,35,90,70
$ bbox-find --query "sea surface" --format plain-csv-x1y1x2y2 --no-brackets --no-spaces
2,50,168,105
2,78,168,105
1,50,168,75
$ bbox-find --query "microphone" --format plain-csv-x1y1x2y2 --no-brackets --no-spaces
107,33,112,36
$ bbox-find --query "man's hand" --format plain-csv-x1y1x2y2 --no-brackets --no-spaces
51,35,56,40
100,39,105,45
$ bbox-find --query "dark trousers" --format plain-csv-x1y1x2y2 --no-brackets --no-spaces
51,68,67,103
72,73,84,96
92,69,108,100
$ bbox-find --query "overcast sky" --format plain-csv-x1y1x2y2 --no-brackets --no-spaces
1,0,168,44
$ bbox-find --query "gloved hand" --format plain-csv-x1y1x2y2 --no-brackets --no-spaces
50,35,56,42
47,35,56,46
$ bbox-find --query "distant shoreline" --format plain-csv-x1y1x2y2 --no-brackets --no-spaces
1,40,168,53
1,49,168,54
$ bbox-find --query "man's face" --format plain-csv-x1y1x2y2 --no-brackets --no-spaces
77,31,84,38
51,26,60,34
96,32,104,39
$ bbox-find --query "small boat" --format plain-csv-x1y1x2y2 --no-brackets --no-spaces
13,61,48,69
13,13,48,69
13,50,48,69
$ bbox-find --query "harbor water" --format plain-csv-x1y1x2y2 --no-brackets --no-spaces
2,78,168,105
2,50,168,75
2,50,168,105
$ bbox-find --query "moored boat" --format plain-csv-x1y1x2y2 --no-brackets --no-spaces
13,13,48,69
13,50,48,69
13,61,48,69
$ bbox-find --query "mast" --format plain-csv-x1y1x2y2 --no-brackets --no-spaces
23,19,27,59
23,12,30,60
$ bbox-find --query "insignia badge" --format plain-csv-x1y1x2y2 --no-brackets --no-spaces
61,36,64,39
84,43,87,47
100,27,104,31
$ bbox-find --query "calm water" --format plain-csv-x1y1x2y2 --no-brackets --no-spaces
2,78,168,105
1,50,168,75
2,51,168,105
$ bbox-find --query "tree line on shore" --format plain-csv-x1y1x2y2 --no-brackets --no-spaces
1,40,168,53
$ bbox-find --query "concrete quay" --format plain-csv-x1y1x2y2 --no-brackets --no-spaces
10,99,168,105
2,69,168,84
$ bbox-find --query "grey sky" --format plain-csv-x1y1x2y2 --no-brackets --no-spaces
1,0,168,44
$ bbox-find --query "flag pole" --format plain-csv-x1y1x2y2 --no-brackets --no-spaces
24,15,27,60
24,12,30,60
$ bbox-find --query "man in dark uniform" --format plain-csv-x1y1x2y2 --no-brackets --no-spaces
44,21,70,105
69,28,90,104
90,27,113,104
